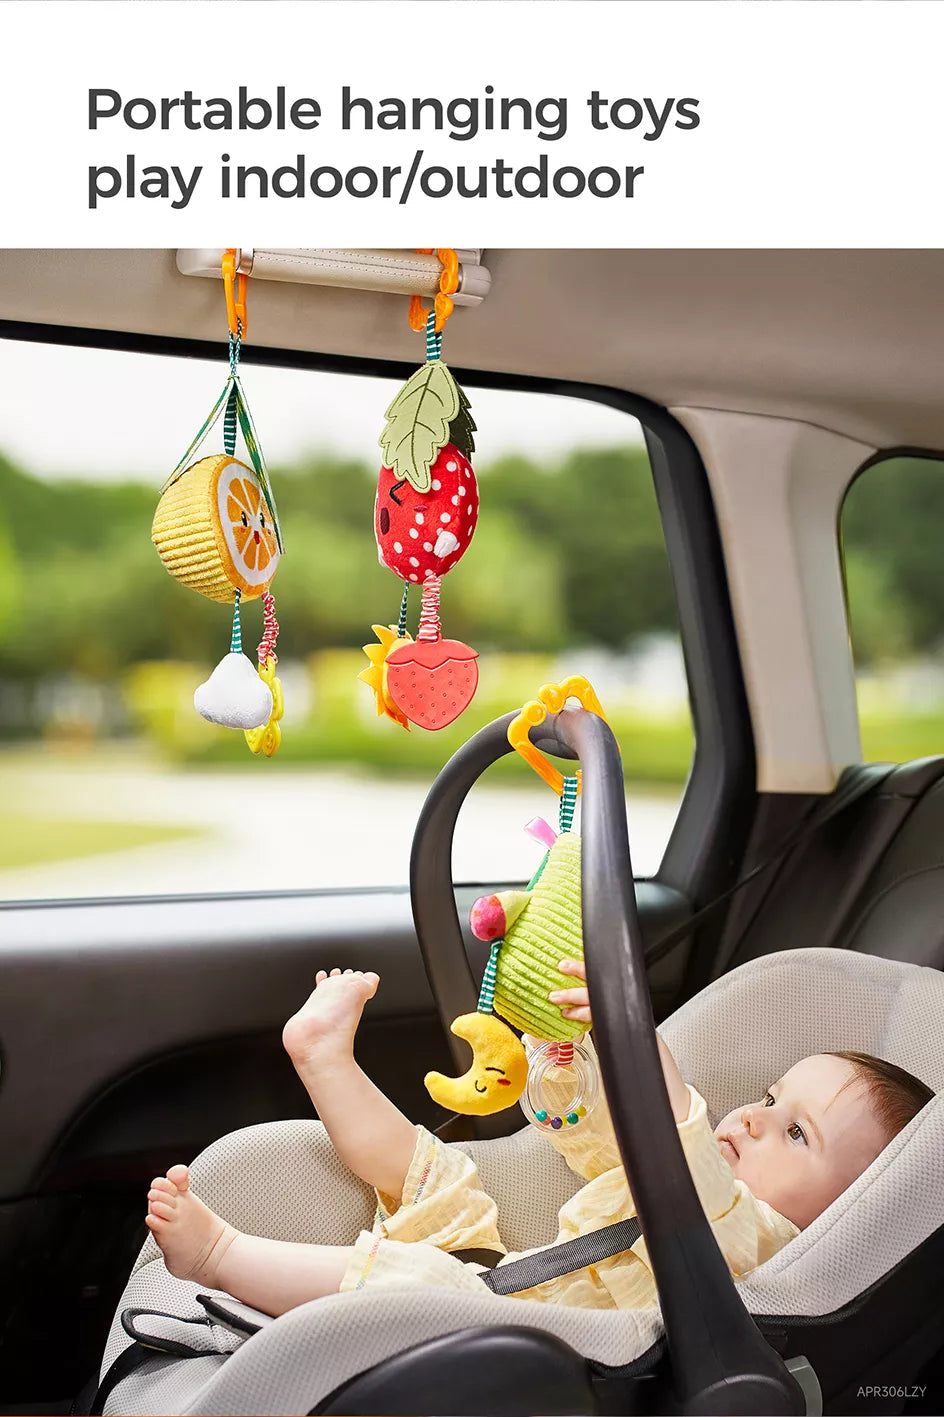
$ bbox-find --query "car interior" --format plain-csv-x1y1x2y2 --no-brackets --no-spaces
1,248,943,1416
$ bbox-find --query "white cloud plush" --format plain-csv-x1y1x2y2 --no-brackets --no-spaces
194,652,273,730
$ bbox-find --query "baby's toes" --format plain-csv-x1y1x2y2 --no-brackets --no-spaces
166,1164,190,1191
329,967,342,978
315,969,328,984
148,1197,177,1221
149,1175,177,1198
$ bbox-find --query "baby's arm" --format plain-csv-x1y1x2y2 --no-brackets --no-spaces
549,958,690,1121
548,961,799,1270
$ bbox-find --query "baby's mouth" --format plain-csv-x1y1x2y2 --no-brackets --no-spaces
718,1135,740,1161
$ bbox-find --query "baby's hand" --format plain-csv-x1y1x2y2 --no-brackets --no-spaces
548,957,592,1024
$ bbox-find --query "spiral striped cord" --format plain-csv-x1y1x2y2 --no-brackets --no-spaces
397,582,410,637
417,576,442,642
256,591,279,665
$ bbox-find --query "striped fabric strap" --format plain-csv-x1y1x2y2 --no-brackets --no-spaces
559,775,578,834
425,309,443,362
230,589,242,654
477,940,502,1014
162,379,231,491
223,383,238,458
161,370,284,555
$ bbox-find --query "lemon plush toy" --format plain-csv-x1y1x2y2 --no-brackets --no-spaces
152,252,285,757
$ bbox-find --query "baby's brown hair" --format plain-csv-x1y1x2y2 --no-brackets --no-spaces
830,1051,934,1144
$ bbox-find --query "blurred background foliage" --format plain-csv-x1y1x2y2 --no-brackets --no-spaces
0,447,942,779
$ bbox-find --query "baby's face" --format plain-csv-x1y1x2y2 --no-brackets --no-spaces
713,1054,888,1229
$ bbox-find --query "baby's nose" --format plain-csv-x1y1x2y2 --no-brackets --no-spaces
741,1106,762,1137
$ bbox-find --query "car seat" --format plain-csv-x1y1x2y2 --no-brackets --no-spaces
91,713,944,1416
92,948,943,1416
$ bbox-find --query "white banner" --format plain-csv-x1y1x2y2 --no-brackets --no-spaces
1,0,941,246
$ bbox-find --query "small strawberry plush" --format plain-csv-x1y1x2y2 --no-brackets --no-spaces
375,444,478,583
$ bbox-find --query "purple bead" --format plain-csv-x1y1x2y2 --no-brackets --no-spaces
550,1116,563,1129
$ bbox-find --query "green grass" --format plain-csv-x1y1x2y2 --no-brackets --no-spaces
0,815,204,870
858,712,944,765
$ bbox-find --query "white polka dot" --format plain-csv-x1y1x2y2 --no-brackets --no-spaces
393,541,402,553
446,461,457,472
409,557,419,567
467,504,473,514
451,495,459,505
409,573,418,582
423,542,433,552
415,512,425,525
440,513,451,523
409,528,418,539
458,485,465,497
432,479,441,491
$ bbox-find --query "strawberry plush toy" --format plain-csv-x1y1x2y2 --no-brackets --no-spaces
361,296,480,731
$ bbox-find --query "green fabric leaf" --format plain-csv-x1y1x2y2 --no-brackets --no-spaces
379,361,460,493
449,383,476,462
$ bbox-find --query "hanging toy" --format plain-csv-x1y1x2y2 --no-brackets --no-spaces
360,249,479,731
425,677,610,1128
151,250,286,756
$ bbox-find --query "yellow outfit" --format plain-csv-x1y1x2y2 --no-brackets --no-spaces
340,1065,798,1310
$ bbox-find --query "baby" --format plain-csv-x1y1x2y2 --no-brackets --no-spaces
145,962,933,1315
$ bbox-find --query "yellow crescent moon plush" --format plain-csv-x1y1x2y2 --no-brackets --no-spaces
152,454,280,603
425,1013,529,1115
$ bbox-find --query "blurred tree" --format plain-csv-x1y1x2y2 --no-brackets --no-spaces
0,440,681,690
842,457,944,661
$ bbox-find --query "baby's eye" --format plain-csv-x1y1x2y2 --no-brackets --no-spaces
763,1092,775,1107
787,1122,807,1144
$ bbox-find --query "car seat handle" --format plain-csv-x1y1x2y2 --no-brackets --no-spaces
411,707,805,1412
559,708,804,1414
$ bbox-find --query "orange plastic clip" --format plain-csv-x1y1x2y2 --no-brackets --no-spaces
408,248,459,334
507,676,611,796
222,248,248,340
434,247,459,332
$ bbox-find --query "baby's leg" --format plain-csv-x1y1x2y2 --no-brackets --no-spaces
147,1166,352,1317
282,968,420,1202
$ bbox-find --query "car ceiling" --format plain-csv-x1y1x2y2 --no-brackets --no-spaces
0,248,942,453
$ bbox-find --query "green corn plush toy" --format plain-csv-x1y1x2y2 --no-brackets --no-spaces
483,834,585,1041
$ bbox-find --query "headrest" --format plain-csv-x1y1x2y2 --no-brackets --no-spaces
661,948,943,1124
661,949,943,1316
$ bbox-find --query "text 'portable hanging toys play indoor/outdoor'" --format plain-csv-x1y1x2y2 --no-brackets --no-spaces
151,250,285,757
360,248,480,732
424,677,608,1129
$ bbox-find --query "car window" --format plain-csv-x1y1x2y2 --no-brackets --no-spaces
0,337,693,899
841,454,944,764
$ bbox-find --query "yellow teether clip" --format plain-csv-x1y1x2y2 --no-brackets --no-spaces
507,675,611,796
245,656,283,758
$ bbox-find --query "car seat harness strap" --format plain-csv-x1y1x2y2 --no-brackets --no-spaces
474,1216,643,1295
86,1309,231,1416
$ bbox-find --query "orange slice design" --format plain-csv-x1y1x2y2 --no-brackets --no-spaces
226,477,277,574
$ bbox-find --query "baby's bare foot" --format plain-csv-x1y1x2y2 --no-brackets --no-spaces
282,968,380,1068
145,1165,236,1285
